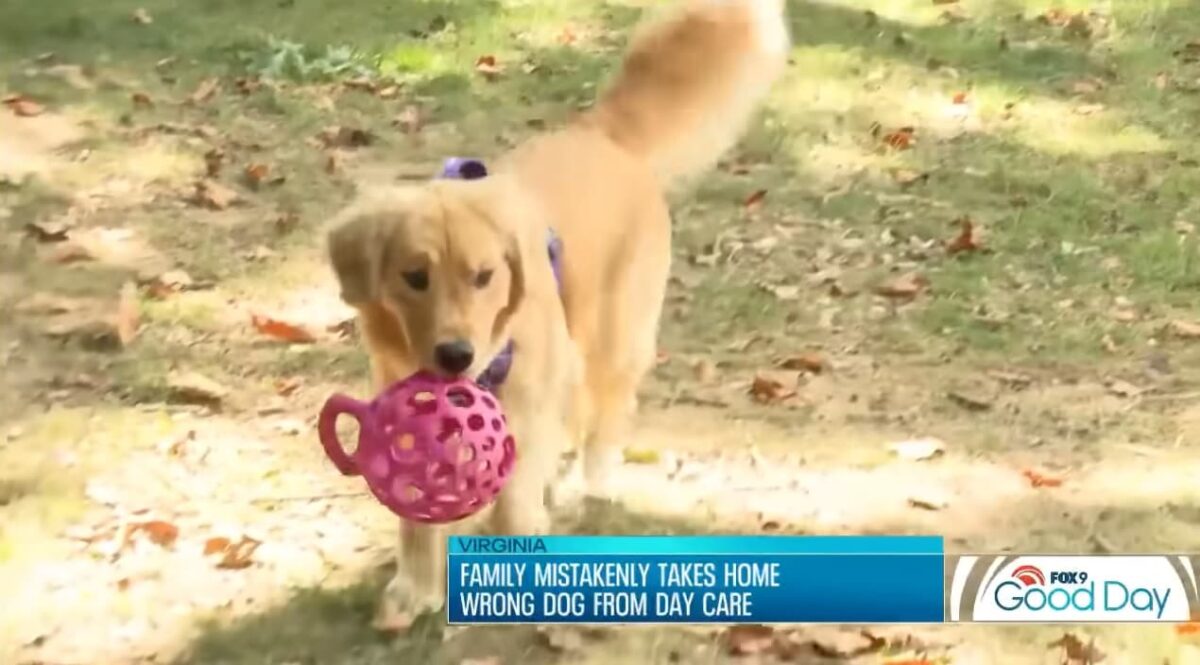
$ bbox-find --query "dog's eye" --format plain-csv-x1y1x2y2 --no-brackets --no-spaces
402,270,429,292
474,269,494,289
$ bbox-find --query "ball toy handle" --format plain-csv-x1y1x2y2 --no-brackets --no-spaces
318,393,371,477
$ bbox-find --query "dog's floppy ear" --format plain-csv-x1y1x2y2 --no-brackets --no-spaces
492,230,526,339
327,207,385,305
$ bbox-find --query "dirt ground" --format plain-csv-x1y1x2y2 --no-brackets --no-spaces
3,0,1200,663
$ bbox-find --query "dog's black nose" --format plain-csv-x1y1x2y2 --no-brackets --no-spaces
434,340,475,374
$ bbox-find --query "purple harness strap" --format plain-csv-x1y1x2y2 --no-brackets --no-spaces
438,158,564,392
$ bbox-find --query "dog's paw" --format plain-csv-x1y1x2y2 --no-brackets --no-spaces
374,573,443,633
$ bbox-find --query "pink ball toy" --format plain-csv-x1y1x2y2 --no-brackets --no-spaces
318,372,516,524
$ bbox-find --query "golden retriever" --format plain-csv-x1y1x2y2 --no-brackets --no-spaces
326,0,790,624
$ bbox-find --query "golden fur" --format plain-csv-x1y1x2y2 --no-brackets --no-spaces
326,0,790,622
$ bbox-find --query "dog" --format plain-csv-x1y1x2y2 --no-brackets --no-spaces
326,0,790,625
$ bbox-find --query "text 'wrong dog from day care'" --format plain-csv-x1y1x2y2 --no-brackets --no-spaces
453,560,782,621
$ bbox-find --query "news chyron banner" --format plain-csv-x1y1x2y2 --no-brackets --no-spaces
447,535,945,624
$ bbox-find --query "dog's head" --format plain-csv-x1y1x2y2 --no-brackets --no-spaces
327,179,526,378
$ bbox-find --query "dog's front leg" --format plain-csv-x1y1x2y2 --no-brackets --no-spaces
490,403,561,536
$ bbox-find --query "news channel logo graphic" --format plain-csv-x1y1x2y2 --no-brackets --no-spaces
947,555,1200,622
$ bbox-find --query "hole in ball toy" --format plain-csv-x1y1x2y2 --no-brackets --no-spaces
481,395,496,410
394,479,425,504
438,418,463,443
458,445,476,464
499,436,516,476
467,414,485,432
430,462,456,481
482,436,496,452
446,386,475,408
491,418,502,432
332,414,362,456
408,391,438,416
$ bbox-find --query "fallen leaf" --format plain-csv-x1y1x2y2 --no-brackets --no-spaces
274,377,302,397
203,148,224,177
724,625,775,656
1105,379,1145,398
275,211,301,234
206,535,262,569
48,242,95,264
875,272,928,299
1071,78,1104,95
1047,632,1105,664
243,163,271,188
947,217,981,254
891,169,927,186
132,7,153,24
1038,9,1072,27
1023,469,1064,489
234,77,263,94
475,55,504,80
623,448,661,465
951,91,968,104
44,64,94,91
1169,320,1200,340
2,94,45,117
989,370,1032,388
377,85,399,99
749,375,796,404
251,313,317,344
318,126,373,149
947,389,992,412
1073,103,1105,116
778,353,826,374
907,495,948,511
743,189,768,211
692,358,718,383
882,127,916,150
807,628,887,658
887,438,945,461
394,105,423,134
116,282,140,347
167,371,230,405
128,520,178,547
130,91,154,108
142,269,194,298
192,180,238,210
761,283,800,301
1154,72,1171,91
189,77,220,104
25,220,71,242
1175,622,1200,636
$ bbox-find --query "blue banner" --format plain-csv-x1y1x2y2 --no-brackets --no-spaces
446,536,945,624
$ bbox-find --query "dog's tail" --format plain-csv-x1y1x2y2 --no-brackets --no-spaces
583,0,790,185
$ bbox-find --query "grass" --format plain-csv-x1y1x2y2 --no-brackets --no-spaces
4,0,1200,663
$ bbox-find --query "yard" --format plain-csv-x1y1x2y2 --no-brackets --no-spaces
2,0,1200,663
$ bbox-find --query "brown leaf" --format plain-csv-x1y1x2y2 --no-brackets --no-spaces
1169,320,1200,340
343,76,378,93
946,216,981,254
1023,468,1064,488
116,282,140,347
324,152,341,175
251,313,317,344
274,377,303,397
167,371,229,405
1038,9,1072,27
25,220,71,242
875,272,928,299
724,625,775,656
192,180,238,210
808,628,887,658
749,375,796,404
778,352,826,374
475,55,504,80
132,7,153,24
1048,632,1105,664
131,92,154,108
318,126,373,149
129,520,178,547
882,127,915,150
275,211,301,234
48,241,95,264
891,168,927,186
907,495,948,511
947,389,992,412
234,77,263,94
951,91,968,104
394,105,423,134
142,269,195,299
207,535,262,569
743,189,768,211
2,94,45,117
243,163,271,188
203,148,224,178
1175,622,1200,636
189,77,220,104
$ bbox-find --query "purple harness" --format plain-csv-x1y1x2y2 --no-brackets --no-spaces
439,158,563,392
